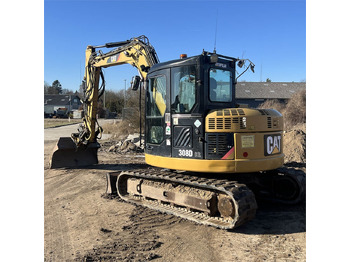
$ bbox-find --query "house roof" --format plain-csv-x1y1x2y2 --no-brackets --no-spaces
44,94,80,105
236,82,306,99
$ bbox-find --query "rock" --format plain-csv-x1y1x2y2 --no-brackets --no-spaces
134,139,145,148
127,133,141,143
106,137,144,153
108,145,117,152
120,141,130,151
100,228,112,233
126,142,137,151
120,140,138,151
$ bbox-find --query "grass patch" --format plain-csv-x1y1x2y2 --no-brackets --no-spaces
44,118,82,128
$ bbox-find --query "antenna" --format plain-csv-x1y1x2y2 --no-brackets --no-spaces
241,50,246,70
214,9,218,53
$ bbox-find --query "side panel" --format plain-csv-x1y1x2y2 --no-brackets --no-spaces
171,115,204,159
205,133,234,160
234,131,283,160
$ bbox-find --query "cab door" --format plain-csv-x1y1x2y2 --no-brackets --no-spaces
145,69,172,157
170,65,204,159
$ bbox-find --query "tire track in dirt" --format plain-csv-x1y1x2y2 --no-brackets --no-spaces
74,198,168,261
76,200,223,262
156,220,223,262
44,167,103,261
126,205,222,262
45,170,78,261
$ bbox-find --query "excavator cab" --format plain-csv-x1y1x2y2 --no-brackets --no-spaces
143,52,284,173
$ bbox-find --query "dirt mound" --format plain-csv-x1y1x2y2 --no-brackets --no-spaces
283,123,306,164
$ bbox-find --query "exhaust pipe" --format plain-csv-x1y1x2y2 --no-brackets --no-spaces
50,137,100,169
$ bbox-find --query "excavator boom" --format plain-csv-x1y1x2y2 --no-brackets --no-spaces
50,35,159,168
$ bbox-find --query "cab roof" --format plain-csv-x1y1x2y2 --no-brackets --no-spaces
148,51,238,74
148,55,200,73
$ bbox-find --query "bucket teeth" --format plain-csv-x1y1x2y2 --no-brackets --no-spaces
50,137,99,169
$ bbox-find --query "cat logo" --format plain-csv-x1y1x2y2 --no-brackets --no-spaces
264,134,281,156
108,54,120,63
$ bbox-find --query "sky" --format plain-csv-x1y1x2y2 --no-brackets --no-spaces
44,0,306,92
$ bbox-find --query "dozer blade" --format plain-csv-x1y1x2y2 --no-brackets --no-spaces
50,137,100,169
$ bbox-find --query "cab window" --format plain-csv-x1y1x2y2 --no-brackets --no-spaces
146,75,166,144
171,65,196,113
209,68,232,102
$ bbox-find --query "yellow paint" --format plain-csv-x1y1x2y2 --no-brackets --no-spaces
145,153,284,173
153,88,166,116
272,147,280,154
80,38,158,144
205,108,283,133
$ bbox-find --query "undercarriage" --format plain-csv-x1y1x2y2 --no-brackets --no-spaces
106,167,305,229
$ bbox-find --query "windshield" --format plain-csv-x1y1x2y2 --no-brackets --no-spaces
209,68,232,102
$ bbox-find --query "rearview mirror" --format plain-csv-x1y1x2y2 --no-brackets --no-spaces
250,64,255,73
131,75,141,91
237,59,244,68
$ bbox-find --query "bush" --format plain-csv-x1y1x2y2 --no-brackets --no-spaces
283,90,306,130
257,99,286,113
258,89,306,131
101,88,145,138
102,120,140,140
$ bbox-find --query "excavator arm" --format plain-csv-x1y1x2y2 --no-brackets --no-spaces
50,35,160,168
74,35,160,146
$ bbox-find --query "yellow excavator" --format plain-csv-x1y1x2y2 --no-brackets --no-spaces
50,36,305,229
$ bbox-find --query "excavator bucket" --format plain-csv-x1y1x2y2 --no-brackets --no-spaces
50,137,100,169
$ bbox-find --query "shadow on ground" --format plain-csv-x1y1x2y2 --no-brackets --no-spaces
233,200,306,235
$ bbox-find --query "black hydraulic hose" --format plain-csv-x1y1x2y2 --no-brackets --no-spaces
139,82,142,147
98,69,105,98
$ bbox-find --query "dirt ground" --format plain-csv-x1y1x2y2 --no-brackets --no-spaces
44,126,306,261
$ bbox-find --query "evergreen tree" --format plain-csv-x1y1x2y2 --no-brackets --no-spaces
52,80,62,94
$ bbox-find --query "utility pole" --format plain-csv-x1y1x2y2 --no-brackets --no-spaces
69,95,71,122
124,79,127,108
124,79,126,119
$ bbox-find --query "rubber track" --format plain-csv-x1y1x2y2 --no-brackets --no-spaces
117,169,257,230
274,167,306,204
